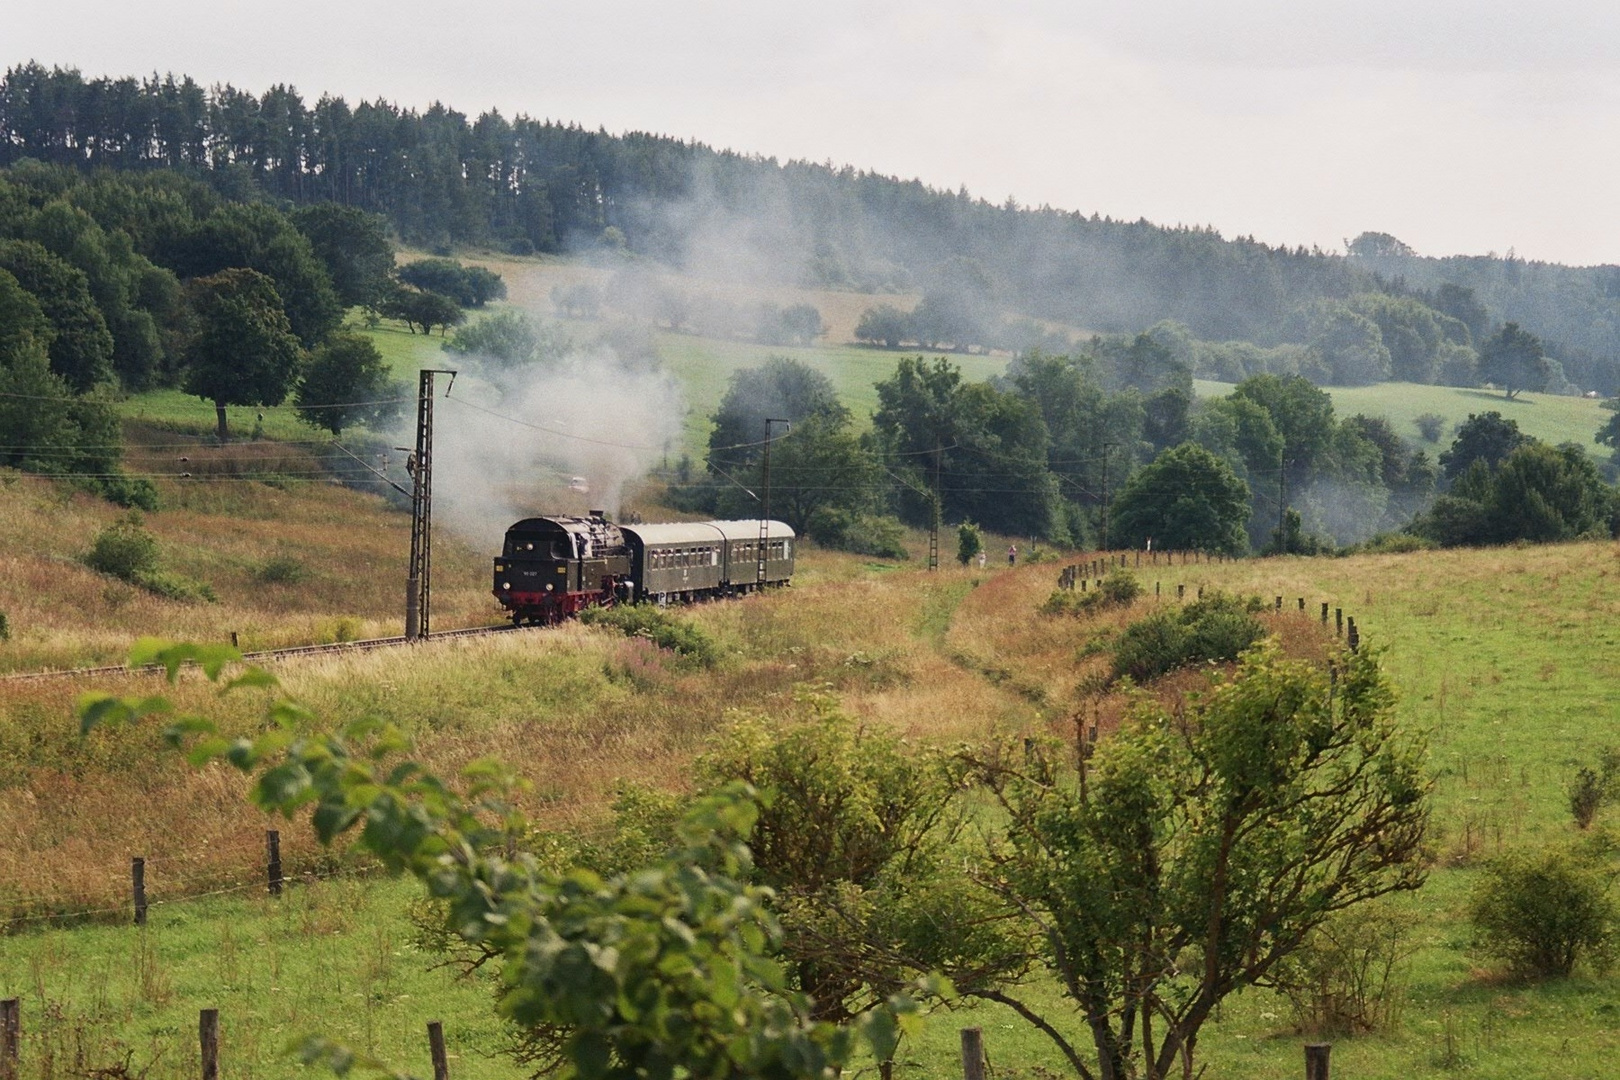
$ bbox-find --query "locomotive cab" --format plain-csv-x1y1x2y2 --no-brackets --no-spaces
494,514,630,624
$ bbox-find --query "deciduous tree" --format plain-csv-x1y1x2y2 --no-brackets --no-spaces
183,268,304,440
1438,411,1529,479
295,333,404,435
1478,322,1549,399
1109,442,1251,554
979,644,1430,1080
855,304,909,348
707,357,848,472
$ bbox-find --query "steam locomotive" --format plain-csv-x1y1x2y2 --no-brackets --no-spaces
493,511,795,625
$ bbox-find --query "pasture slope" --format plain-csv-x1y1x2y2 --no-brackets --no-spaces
1197,378,1611,460
5,526,1620,1079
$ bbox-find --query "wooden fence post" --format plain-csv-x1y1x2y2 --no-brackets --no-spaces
1297,597,1305,611
1335,608,1343,635
428,1020,450,1080
267,830,283,897
1,998,18,1080
1304,1042,1331,1080
132,857,147,926
1347,618,1360,652
960,1027,986,1080
199,1008,219,1080
1321,601,1329,624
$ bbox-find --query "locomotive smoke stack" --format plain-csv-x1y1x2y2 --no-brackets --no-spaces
591,508,606,520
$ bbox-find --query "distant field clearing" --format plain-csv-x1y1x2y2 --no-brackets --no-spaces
1196,378,1609,455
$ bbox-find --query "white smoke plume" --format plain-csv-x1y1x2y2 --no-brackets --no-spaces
397,345,685,552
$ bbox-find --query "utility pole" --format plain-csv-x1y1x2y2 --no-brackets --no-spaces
1276,454,1289,554
1100,441,1115,551
404,368,457,640
929,440,941,571
758,418,789,586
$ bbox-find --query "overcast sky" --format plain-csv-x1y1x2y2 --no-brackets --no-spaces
14,1,1620,265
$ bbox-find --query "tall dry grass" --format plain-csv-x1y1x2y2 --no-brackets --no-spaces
0,457,498,672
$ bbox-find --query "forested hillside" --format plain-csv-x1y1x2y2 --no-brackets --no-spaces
7,62,1620,392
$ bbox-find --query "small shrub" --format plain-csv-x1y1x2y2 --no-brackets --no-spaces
83,515,160,582
1414,413,1446,442
1039,590,1081,616
1470,842,1617,977
1043,570,1141,618
317,616,364,644
82,515,215,602
92,474,160,510
1568,748,1620,828
1277,900,1417,1034
1096,568,1142,606
581,604,719,666
255,554,310,585
136,570,217,604
1111,591,1265,682
1339,532,1437,556
1572,769,1606,829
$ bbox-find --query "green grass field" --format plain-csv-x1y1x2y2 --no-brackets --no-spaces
0,877,507,1080
657,334,1007,448
1197,379,1611,457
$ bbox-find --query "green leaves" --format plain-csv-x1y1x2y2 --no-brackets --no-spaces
75,691,172,736
124,636,242,680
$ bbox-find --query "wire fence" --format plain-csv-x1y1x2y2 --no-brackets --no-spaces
0,835,391,933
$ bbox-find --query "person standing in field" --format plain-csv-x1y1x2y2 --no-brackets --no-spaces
1007,544,1018,566
977,550,987,570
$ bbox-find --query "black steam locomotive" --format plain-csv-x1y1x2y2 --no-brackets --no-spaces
493,511,795,625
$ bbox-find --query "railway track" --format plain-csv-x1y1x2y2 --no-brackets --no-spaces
0,623,525,684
